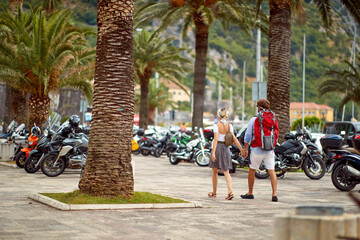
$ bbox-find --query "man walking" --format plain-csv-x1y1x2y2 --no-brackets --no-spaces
241,99,279,202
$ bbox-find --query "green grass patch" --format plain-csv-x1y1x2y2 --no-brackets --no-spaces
41,190,188,204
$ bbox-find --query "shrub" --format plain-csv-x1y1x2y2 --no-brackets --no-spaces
291,116,324,131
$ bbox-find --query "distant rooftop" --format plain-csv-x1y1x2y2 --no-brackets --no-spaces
290,102,333,110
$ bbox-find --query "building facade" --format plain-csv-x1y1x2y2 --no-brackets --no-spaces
290,102,334,124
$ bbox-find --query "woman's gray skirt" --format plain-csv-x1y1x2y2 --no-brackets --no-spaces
209,142,233,170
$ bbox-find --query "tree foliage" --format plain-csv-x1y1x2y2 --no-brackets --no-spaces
291,116,324,131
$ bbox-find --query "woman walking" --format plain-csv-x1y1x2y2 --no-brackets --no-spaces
208,108,246,200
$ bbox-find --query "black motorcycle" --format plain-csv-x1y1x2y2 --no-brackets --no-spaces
23,128,57,173
23,121,69,173
153,132,173,158
138,134,160,157
40,132,88,177
256,127,326,179
323,134,360,191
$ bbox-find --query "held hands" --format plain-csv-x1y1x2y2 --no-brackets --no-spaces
241,148,248,158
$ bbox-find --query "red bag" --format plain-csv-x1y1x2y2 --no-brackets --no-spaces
251,110,279,150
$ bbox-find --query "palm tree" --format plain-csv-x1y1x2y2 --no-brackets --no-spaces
0,8,95,128
134,29,191,129
135,80,176,125
78,0,135,198
4,2,28,126
319,56,360,109
135,0,268,130
256,0,360,141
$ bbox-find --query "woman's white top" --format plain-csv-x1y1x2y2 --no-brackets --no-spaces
213,120,233,142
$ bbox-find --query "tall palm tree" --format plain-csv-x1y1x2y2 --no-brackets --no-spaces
4,2,28,126
0,8,95,128
256,0,360,141
134,29,191,129
135,0,268,130
319,56,360,109
78,0,135,198
135,80,176,125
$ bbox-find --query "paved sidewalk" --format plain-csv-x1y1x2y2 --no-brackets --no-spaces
0,155,359,240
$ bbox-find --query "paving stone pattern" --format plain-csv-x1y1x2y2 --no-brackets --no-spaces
0,155,359,240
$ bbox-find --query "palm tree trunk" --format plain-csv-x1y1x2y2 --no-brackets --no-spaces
139,70,152,129
12,89,29,126
9,0,22,13
28,95,50,129
148,107,155,125
3,85,13,126
191,15,209,130
267,0,291,142
79,0,135,198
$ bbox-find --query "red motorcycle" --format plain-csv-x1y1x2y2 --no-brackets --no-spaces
14,126,41,168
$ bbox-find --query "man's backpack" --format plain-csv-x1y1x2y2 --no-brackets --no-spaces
251,110,279,151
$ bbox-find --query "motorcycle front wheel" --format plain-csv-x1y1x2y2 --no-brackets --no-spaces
303,155,326,180
15,151,26,168
24,153,42,173
195,151,211,167
331,163,356,191
132,149,140,155
154,147,162,158
40,154,66,177
169,155,180,165
140,148,151,156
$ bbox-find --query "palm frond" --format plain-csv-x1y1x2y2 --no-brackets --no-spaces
339,0,360,25
312,0,333,33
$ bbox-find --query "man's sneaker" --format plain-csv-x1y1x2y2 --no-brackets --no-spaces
272,196,278,202
240,194,254,199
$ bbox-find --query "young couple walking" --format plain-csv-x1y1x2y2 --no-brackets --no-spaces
208,99,279,202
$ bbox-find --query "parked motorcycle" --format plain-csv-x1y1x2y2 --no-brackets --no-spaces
0,117,19,139
10,123,28,159
138,129,171,157
40,132,88,177
23,127,58,173
23,120,69,174
14,126,40,168
153,132,172,158
131,128,143,155
171,130,191,146
255,127,325,179
169,127,211,167
322,134,360,191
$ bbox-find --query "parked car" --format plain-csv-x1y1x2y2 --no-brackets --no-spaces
323,121,360,147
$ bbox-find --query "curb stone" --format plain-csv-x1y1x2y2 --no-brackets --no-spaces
0,162,17,168
28,193,203,211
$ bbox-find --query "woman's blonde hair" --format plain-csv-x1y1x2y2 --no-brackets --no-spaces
217,108,229,119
